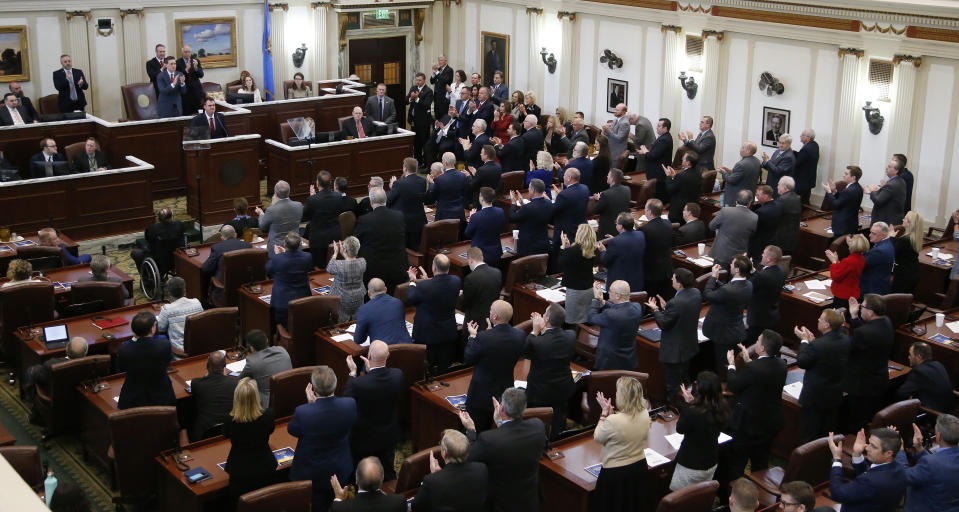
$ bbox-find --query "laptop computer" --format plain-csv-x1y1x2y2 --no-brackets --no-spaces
43,324,69,350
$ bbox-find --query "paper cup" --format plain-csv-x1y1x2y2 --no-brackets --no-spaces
932,247,941,258
697,243,706,256
936,313,946,328
512,230,519,240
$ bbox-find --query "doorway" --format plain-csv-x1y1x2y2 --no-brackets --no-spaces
348,36,407,128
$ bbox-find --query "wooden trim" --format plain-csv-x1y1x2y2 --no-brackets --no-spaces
526,7,543,15
582,0,677,11
906,26,959,43
710,5,860,32
893,54,923,67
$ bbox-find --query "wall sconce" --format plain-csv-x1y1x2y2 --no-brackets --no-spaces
758,71,785,96
678,72,697,99
540,48,557,74
600,49,622,70
863,101,884,134
292,44,308,68
96,18,114,37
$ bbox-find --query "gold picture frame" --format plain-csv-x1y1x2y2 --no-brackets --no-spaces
175,17,237,69
0,26,29,83
480,31,509,86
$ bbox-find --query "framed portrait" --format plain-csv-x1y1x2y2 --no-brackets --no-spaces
175,17,237,69
481,32,509,86
607,78,627,113
762,106,790,147
0,26,29,82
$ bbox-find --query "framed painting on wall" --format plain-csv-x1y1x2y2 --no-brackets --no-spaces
762,106,790,147
607,78,627,113
481,32,509,86
175,17,237,69
0,26,29,82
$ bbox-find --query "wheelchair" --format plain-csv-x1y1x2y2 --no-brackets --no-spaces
139,237,184,301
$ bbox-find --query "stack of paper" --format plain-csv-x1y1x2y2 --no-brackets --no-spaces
455,313,465,326
664,432,732,450
258,294,272,304
536,288,567,303
226,359,247,373
783,381,803,400
946,320,959,334
803,291,830,303
689,257,713,268
644,448,670,468
331,333,353,342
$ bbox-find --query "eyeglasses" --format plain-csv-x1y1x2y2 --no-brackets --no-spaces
779,500,801,508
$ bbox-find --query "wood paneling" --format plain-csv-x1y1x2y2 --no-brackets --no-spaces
582,0,676,10
906,25,959,43
710,6,861,32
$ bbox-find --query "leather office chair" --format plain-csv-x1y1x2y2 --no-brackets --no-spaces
70,281,126,310
182,307,238,356
227,84,244,95
574,323,599,366
387,343,426,424
818,181,847,212
16,245,64,270
0,446,43,491
926,214,956,244
585,125,599,147
407,219,460,269
498,170,526,194
392,282,410,307
841,399,921,461
629,291,648,304
337,116,353,133
202,82,222,95
108,406,179,508
281,80,312,100
694,270,727,292
237,480,312,512
63,142,85,166
386,445,439,494
120,83,158,121
497,406,554,438
35,355,111,438
936,277,959,309
276,295,339,367
210,248,268,307
269,367,317,418
501,254,549,301
339,211,357,238
655,480,718,512
582,370,649,425
0,281,55,382
37,94,58,117
279,122,295,144
747,435,842,498
700,170,717,197
634,178,657,205
808,235,849,270
882,293,914,329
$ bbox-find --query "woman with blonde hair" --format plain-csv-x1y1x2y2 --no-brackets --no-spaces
559,223,598,324
593,376,651,510
327,236,367,322
237,74,263,103
892,210,923,293
826,233,869,310
2,259,35,288
522,90,542,125
222,377,277,505
544,115,570,156
526,150,555,198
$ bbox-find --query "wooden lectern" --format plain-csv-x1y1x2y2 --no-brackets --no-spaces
183,134,261,226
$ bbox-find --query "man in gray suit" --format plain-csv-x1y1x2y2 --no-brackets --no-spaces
865,159,907,226
630,113,656,150
709,189,758,267
256,180,304,257
761,134,796,197
721,141,761,207
239,329,292,408
364,83,397,125
680,115,716,171
567,117,590,148
603,103,630,162
774,176,802,255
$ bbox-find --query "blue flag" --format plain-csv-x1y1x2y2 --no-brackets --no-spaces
262,0,274,101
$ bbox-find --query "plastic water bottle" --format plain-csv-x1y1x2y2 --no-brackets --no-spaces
44,468,58,506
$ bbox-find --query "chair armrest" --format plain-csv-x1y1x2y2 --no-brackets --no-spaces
927,226,946,238
35,386,51,404
276,324,291,341
745,467,786,497
211,277,224,289
171,345,188,359
406,248,423,268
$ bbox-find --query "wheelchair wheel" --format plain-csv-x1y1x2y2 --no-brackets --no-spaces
140,257,162,301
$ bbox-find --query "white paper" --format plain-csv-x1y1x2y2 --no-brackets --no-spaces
346,323,356,333
514,380,528,389
689,257,713,268
927,251,955,260
803,279,827,290
825,227,833,234
783,381,803,400
258,294,271,304
587,219,599,228
947,320,959,334
644,448,670,468
185,380,191,387
519,198,529,205
802,291,830,303
455,313,465,325
226,360,247,373
113,396,119,403
332,333,353,342
424,206,433,213
697,328,709,342
664,432,733,451
536,288,567,303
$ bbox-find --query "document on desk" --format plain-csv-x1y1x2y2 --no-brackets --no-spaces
536,288,567,303
406,321,414,336
445,394,467,409
258,294,271,304
783,381,803,400
225,359,247,374
688,257,713,268
803,279,831,290
644,448,670,468
665,432,732,451
346,323,356,333
332,333,353,342
802,291,830,303
584,463,602,478
947,321,959,334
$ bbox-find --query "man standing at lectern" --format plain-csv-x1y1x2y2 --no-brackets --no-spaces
190,97,231,138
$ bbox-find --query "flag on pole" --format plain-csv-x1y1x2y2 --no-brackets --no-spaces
262,0,275,101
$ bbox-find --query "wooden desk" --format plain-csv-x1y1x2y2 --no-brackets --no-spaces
623,172,647,202
510,278,606,331
174,244,213,301
778,272,835,346
698,192,723,226
236,270,334,335
895,308,959,387
410,359,587,451
156,418,296,512
0,421,14,446
429,234,517,278
183,134,262,225
0,264,133,304
0,233,78,267
793,214,869,269
916,240,958,306
671,241,715,277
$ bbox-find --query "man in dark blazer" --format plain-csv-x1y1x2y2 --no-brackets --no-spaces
29,137,70,178
156,56,186,118
720,142,761,207
355,188,408,292
567,118,590,150
408,255,462,374
353,279,411,346
760,134,796,196
429,56,454,118
411,429,488,512
638,118,674,201
461,248,502,338
860,222,895,296
824,166,864,237
508,179,553,256
827,428,906,511
588,280,644,371
201,225,252,282
303,170,349,269
426,111,461,164
866,159,907,226
387,158,428,250
649,269,702,405
600,213,646,292
460,119,491,169
189,351,238,442
343,341,405,479
895,414,959,512
746,246,786,344
795,309,851,442
467,146,502,209
451,87,473,141
673,203,708,247
407,73,434,164
341,106,375,139
146,44,166,96
364,83,397,124
0,92,35,126
427,153,470,224
843,295,895,431
710,190,759,268
239,329,292,408
725,330,788,482
793,129,819,204
748,186,782,262
466,88,496,136
70,137,109,173
680,116,716,171
892,154,914,213
519,115,545,167
289,366,357,511
462,388,548,512
640,199,675,300
773,177,802,255
494,121,527,172
176,46,205,115
189,97,231,139
265,233,314,328
53,54,88,113
897,342,957,413
593,169,631,239
9,82,39,122
703,255,753,374
331,457,406,512
132,206,185,271
524,304,576,438
465,300,526,432
664,152,703,224
117,311,175,410
567,142,595,193
465,187,505,266
551,168,590,270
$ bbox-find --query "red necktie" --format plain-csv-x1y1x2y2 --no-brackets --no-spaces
356,120,366,138
209,116,215,135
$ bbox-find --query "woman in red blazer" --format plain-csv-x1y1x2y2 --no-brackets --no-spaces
825,233,869,310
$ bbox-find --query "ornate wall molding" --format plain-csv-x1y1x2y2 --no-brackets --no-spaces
65,11,92,21
710,6,861,32
661,24,682,33
526,7,543,15
893,54,922,67
838,47,865,58
702,29,725,40
311,1,333,8
558,11,576,21
269,3,290,12
583,0,676,11
860,22,906,35
119,9,143,18
678,3,709,13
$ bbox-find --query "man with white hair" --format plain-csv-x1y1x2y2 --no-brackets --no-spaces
760,133,796,196
429,54,453,117
176,45,205,115
588,280,643,370
354,176,385,217
860,222,895,296
340,106,374,139
793,129,819,205
773,176,802,255
426,152,469,224
520,114,544,168
566,141,594,193
255,180,303,257
354,187,408,292
603,103,630,162
460,118,491,169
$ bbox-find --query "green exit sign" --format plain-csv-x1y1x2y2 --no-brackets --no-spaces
375,9,390,19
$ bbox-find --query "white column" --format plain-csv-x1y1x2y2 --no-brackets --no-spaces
312,4,328,80
447,1,462,70
121,10,144,83
888,55,920,156
330,10,341,77
269,5,288,99
831,49,863,179
558,13,575,111
430,2,445,67
700,31,723,119
66,12,91,77
528,8,544,100
660,25,681,124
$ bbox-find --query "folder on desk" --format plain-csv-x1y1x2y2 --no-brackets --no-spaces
12,240,35,247
92,317,128,330
312,286,332,295
584,463,602,478
273,447,295,465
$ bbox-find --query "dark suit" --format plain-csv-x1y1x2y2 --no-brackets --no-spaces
428,169,470,223
429,66,454,116
303,188,349,269
896,360,956,413
797,330,851,441
463,133,490,169
793,140,819,203
355,206,408,292
870,175,907,226
190,373,238,442
641,217,675,299
602,230,645,292
53,67,88,113
387,173,428,250
354,293,411,345
189,112,231,139
748,200,782,260
29,152,70,178
860,238,894,296
829,181,864,236
496,135,527,173
465,323,526,431
566,157,594,193
844,316,894,429
289,396,358,510
467,101,495,136
643,132,673,200
461,263,502,334
265,249,313,327
146,57,164,96
340,116,375,139
829,459,906,512
520,127,545,167
653,287,703,402
895,445,959,512
703,277,753,371
726,355,788,477
593,184,630,238
409,274,462,373
343,366,405,479
117,335,175,410
330,491,406,512
465,206,505,266
468,418,548,512
746,265,785,343
900,168,914,213
156,69,186,118
684,130,716,170
723,156,761,208
426,115,459,163
468,161,502,208
510,197,552,256
411,461,488,512
773,190,802,254
0,105,34,126
16,95,39,123
551,183,589,269
665,168,702,223
674,219,707,246
524,328,576,437
201,238,252,281
365,94,397,124
589,300,643,370
408,85,434,163
70,150,109,173
176,57,205,115
762,149,795,195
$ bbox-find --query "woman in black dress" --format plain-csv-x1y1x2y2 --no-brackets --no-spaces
669,371,730,491
892,210,922,294
223,377,278,505
558,224,597,324
591,134,612,193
